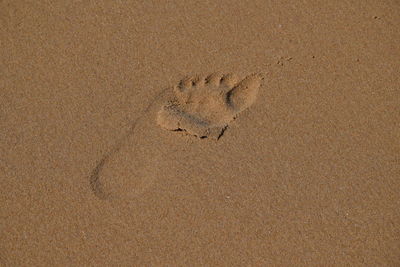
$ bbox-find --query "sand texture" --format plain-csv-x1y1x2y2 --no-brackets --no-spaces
1,1,400,266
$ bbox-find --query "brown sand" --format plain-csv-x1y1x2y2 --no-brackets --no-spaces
1,1,399,266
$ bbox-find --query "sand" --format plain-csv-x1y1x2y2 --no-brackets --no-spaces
1,1,399,266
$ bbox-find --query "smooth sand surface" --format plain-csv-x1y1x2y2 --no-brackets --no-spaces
1,1,399,266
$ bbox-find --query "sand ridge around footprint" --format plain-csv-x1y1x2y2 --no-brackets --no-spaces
157,72,263,139
90,72,264,200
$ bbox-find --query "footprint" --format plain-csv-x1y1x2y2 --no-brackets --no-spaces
89,72,263,200
157,72,263,139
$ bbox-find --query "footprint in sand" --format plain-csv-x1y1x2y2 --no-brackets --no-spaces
90,72,263,200
158,72,263,139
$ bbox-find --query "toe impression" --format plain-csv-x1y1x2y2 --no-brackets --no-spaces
227,74,263,112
